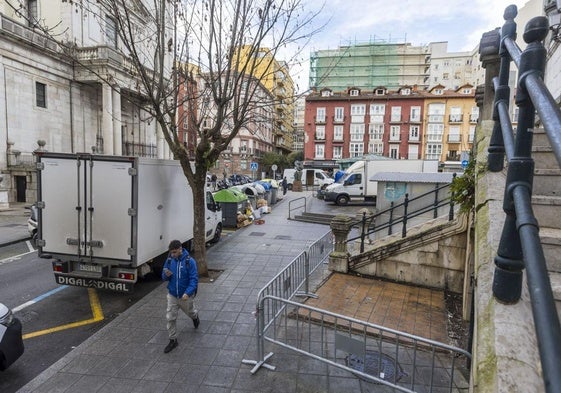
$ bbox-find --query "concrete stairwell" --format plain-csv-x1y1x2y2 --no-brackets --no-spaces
532,127,561,315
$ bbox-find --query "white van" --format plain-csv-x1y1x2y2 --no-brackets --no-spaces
283,168,334,189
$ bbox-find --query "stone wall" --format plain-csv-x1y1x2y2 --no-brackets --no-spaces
470,120,541,393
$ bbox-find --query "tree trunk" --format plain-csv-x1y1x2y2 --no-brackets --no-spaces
191,175,208,277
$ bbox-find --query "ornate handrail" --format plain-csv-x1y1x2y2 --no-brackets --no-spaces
481,6,561,392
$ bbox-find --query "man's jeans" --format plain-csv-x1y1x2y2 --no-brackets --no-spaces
166,293,198,340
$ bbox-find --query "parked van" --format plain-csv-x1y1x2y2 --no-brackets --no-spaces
283,168,334,189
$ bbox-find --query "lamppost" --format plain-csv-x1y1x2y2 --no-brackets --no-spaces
221,150,232,179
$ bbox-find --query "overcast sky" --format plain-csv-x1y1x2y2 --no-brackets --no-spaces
288,0,532,93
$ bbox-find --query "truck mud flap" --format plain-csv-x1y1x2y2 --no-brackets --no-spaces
54,274,133,293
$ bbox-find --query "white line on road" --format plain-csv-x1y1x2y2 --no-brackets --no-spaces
0,248,37,266
13,285,68,312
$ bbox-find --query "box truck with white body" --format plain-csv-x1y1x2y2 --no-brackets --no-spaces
36,153,222,293
283,168,334,189
324,158,439,205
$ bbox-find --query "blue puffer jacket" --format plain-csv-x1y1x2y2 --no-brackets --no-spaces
162,248,198,298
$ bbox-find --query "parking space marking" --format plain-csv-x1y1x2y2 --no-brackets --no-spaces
0,249,37,266
22,288,104,340
13,285,68,312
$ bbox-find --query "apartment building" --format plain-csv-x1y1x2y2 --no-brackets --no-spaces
304,85,477,168
234,46,295,155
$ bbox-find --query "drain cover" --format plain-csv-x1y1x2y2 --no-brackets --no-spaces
346,350,406,382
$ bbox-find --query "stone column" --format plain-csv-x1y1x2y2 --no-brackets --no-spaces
102,83,114,155
328,215,353,273
112,86,122,155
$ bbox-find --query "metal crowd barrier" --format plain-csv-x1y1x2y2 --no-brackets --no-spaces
242,230,470,392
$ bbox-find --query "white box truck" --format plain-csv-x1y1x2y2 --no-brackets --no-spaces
283,168,334,189
35,153,222,293
324,158,439,205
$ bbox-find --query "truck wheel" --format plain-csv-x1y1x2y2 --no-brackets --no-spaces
336,195,349,206
211,223,222,244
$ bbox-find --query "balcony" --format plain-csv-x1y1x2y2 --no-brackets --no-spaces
470,114,479,123
332,138,344,144
7,151,35,170
449,114,464,123
332,116,345,124
314,116,326,125
123,142,157,158
445,154,460,161
314,133,326,141
389,116,402,123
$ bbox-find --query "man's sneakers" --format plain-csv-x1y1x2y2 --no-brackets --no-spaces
164,339,178,353
193,316,200,329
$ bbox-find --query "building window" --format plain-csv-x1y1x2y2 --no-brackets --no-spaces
350,124,364,141
35,81,47,108
468,126,476,143
427,123,444,141
105,15,117,47
369,104,385,123
449,107,462,122
315,126,325,140
315,144,325,159
333,146,343,159
409,125,419,141
321,89,331,97
410,106,421,122
369,124,384,140
401,88,411,95
390,125,400,141
375,88,385,95
334,107,344,122
390,106,401,122
349,143,364,157
350,89,359,96
316,107,326,123
408,145,419,159
389,145,399,159
334,125,344,141
470,106,479,122
428,103,445,122
448,126,461,142
462,88,471,94
368,142,383,154
351,104,365,123
425,144,442,160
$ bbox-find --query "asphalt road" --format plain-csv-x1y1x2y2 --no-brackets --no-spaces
0,241,163,393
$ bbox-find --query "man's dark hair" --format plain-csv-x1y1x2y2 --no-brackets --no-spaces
168,239,182,251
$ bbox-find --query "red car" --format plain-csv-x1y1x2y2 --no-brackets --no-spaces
0,303,24,371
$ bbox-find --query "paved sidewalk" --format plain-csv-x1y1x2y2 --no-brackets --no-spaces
0,203,32,246
16,191,454,393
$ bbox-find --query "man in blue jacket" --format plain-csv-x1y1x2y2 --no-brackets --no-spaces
162,240,200,353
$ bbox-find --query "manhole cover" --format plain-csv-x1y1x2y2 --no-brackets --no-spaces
249,232,265,236
275,235,291,240
346,350,406,382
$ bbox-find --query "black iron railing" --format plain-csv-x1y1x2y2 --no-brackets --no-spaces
482,6,561,392
347,181,455,253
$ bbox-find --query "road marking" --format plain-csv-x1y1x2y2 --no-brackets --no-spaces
13,286,68,312
25,240,34,252
0,249,38,266
22,288,104,340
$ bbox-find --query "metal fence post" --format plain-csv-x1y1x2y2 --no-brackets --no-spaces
402,193,409,238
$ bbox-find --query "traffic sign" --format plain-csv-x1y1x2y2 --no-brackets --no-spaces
271,164,277,171
461,160,469,169
250,161,258,171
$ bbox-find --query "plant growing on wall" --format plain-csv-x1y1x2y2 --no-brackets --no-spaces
450,156,484,214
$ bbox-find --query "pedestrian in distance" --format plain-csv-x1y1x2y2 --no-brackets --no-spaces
162,239,200,353
282,176,288,195
211,173,217,190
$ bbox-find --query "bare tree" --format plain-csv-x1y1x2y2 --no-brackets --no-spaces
59,0,322,275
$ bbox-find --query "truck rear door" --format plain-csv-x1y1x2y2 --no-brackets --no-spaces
39,155,133,261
